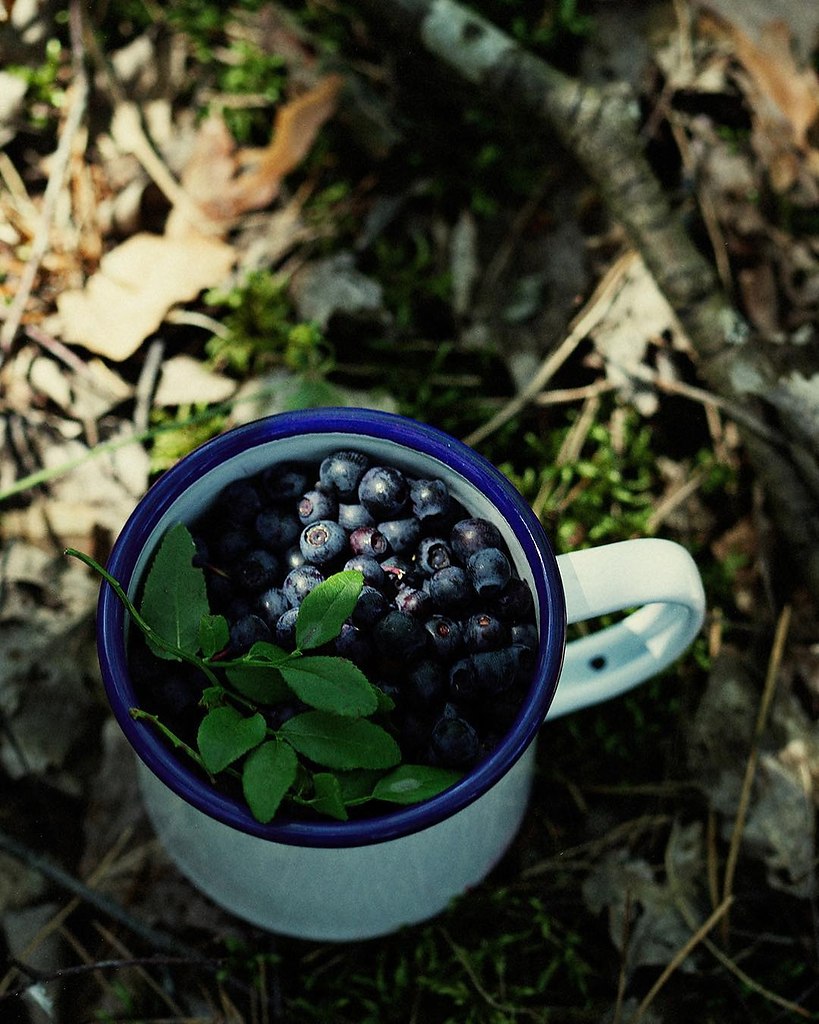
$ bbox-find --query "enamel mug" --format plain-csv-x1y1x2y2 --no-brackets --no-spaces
97,408,705,941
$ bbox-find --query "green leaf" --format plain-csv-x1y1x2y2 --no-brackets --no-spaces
296,570,364,651
245,641,292,665
242,740,298,823
140,523,209,660
280,711,401,771
279,656,377,717
199,613,229,658
197,706,266,774
309,772,348,820
372,765,462,805
225,664,290,704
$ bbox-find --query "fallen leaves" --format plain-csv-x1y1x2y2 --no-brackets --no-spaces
56,75,344,361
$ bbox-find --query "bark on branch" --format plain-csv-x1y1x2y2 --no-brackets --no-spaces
357,0,819,602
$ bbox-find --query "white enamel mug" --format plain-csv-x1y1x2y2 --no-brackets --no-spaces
97,409,705,941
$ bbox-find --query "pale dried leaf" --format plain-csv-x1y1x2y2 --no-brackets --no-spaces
57,232,235,361
587,254,683,415
698,0,819,66
154,354,237,406
178,75,344,228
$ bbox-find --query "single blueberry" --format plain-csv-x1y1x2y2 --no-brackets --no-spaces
229,613,272,654
258,586,290,625
275,606,300,648
463,611,508,652
236,549,281,592
409,478,450,521
358,465,409,518
283,545,307,571
431,707,480,768
470,646,523,695
424,615,463,660
352,585,390,628
510,621,539,653
493,577,534,621
428,565,474,611
299,519,348,565
216,529,252,564
466,547,512,598
260,462,310,502
337,502,375,531
283,564,325,606
348,525,389,559
255,508,302,549
217,479,262,526
450,517,504,562
373,610,428,662
407,659,446,710
344,555,388,591
379,516,422,555
415,536,453,576
319,450,370,499
335,622,374,666
394,583,432,619
297,487,339,526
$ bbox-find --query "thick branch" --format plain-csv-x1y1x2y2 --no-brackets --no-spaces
358,0,819,600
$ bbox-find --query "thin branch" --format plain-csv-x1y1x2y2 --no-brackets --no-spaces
0,0,89,363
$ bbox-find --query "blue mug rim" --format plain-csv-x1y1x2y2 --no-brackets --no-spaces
97,408,566,847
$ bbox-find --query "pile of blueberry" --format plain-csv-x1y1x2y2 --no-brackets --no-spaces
139,450,539,771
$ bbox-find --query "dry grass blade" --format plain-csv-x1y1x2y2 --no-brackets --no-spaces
721,604,793,919
462,250,637,447
628,896,734,1024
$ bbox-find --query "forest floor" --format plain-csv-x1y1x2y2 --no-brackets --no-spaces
1,0,819,1021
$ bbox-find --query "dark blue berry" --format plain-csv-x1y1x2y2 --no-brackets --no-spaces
300,520,347,565
344,555,388,591
431,706,480,768
335,622,374,666
510,622,538,653
352,585,390,628
319,450,370,499
470,647,522,695
464,611,508,652
407,659,446,709
217,529,252,563
275,606,299,648
229,613,272,653
255,508,302,548
258,586,290,625
428,565,474,611
337,502,375,531
466,547,512,597
450,517,503,562
409,477,450,521
394,584,432,619
218,479,262,525
283,545,307,571
260,462,310,502
424,615,463,659
358,466,409,518
297,487,338,526
379,516,422,554
373,610,428,662
449,657,481,702
349,525,388,558
415,536,453,575
283,564,325,606
236,549,281,592
493,577,534,620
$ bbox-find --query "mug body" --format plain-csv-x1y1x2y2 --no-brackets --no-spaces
97,409,567,939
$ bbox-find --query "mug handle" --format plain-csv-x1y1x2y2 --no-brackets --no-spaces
546,539,705,720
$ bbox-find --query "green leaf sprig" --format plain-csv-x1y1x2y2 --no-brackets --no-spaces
67,523,460,824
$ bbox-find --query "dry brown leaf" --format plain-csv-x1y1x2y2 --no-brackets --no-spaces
175,74,344,229
154,353,237,406
56,231,235,360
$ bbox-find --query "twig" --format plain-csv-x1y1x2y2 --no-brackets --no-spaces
133,337,166,434
0,826,210,964
462,250,637,448
721,604,792,929
628,896,734,1024
0,0,89,364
